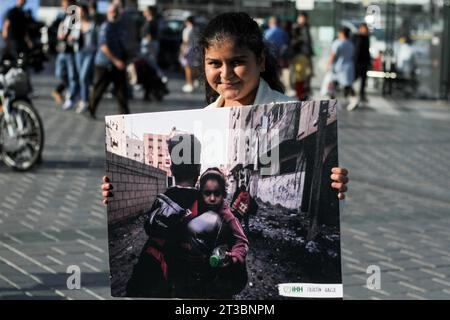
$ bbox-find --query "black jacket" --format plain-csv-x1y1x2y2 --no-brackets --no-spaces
353,34,371,67
126,186,200,298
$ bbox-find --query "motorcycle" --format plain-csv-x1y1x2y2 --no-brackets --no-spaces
0,53,44,171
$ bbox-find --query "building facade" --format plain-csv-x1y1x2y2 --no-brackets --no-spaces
143,133,172,176
125,137,145,163
106,115,127,157
227,101,337,213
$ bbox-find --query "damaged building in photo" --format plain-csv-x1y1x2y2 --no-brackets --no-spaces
227,100,340,245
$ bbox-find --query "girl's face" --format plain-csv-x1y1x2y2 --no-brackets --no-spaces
202,180,224,211
204,38,265,107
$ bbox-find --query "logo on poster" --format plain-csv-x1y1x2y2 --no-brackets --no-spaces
278,283,342,298
283,285,303,294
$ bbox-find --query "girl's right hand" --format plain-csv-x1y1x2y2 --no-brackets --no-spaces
101,176,113,204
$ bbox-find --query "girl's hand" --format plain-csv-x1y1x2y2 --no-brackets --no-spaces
101,176,114,204
330,167,349,200
223,252,237,267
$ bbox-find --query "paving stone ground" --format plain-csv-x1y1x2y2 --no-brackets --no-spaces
1,67,449,300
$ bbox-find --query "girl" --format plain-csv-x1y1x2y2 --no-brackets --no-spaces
194,167,249,298
199,167,249,267
102,12,348,203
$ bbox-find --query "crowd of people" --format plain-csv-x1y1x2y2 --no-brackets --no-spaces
0,0,173,119
1,0,421,118
261,13,374,111
49,0,172,118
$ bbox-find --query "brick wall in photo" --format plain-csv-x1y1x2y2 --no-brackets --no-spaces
105,151,167,225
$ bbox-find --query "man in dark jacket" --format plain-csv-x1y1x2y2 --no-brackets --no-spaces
291,12,314,61
2,0,33,59
352,23,371,102
89,3,129,118
291,12,314,98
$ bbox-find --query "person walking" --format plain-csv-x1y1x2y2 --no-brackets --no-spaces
71,4,97,114
328,27,359,111
179,16,198,93
290,12,315,99
88,3,129,119
140,5,165,80
52,0,79,110
352,23,371,102
2,0,34,60
263,16,290,66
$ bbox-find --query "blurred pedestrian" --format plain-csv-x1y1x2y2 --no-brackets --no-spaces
279,20,294,96
87,0,105,26
290,51,313,100
140,6,159,59
291,12,314,99
328,27,358,111
2,0,33,60
179,16,198,93
352,23,371,102
71,4,97,114
263,16,289,65
53,0,79,111
89,3,129,119
394,36,415,80
140,6,164,80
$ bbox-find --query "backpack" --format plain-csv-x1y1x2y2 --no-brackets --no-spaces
144,193,198,239
139,193,198,286
231,191,251,218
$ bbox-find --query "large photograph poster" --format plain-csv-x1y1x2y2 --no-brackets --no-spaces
105,100,342,299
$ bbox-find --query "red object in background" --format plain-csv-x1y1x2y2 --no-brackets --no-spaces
295,81,307,100
373,56,383,71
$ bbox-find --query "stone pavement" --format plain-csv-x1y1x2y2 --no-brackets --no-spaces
0,71,449,300
337,96,450,300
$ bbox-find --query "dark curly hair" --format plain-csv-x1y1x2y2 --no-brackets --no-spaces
197,12,284,104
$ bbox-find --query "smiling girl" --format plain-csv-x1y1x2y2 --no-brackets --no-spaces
200,12,289,108
199,12,348,195
102,12,348,203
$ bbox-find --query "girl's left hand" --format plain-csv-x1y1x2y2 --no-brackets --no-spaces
224,252,237,267
330,167,349,200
